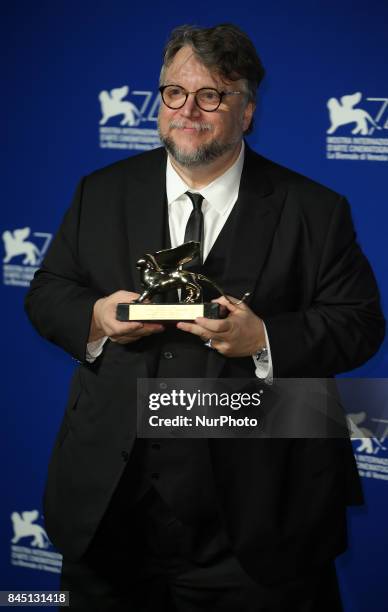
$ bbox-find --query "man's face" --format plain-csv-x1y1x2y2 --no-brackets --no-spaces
158,46,254,167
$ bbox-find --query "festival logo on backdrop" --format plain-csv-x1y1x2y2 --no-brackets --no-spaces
349,411,388,482
10,510,62,574
98,85,161,151
326,92,388,161
2,227,52,287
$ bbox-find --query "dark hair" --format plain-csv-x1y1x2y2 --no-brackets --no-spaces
160,24,265,133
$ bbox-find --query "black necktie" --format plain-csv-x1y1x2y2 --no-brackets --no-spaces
184,191,204,265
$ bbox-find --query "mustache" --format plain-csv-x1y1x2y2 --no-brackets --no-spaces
169,120,213,132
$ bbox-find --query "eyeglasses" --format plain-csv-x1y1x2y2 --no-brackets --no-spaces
159,85,243,112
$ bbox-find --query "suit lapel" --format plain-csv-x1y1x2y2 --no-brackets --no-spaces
125,148,168,293
206,146,287,377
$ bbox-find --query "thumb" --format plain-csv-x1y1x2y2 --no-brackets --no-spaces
211,295,238,313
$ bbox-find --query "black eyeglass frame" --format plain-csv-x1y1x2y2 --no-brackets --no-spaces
159,85,243,112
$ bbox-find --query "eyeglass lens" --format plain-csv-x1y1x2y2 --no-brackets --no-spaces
162,86,221,111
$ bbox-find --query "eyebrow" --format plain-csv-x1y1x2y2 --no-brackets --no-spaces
163,82,225,90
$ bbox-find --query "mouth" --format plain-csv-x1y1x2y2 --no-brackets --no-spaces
169,121,212,133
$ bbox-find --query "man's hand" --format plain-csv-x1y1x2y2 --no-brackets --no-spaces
89,290,165,344
176,295,266,357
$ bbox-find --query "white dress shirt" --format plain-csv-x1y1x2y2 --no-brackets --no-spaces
87,142,272,380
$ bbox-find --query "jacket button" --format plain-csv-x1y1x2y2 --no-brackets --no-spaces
151,472,160,480
163,351,174,359
121,450,129,462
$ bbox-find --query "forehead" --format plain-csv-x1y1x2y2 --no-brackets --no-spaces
164,46,230,88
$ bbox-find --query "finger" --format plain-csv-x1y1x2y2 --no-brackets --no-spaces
107,321,144,335
109,335,140,344
112,290,141,303
215,294,250,308
109,326,165,343
138,324,165,335
176,321,219,342
211,295,239,313
193,316,231,333
111,323,164,338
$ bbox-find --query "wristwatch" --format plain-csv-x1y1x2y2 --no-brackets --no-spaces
254,346,268,360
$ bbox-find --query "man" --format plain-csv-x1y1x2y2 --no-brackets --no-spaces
25,24,384,611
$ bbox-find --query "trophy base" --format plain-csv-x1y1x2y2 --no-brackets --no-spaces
116,302,222,322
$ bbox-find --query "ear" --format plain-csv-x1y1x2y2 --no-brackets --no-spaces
242,100,255,133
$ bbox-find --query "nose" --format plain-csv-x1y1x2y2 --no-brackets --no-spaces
181,93,201,118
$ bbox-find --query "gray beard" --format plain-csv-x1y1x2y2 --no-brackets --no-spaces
158,133,237,167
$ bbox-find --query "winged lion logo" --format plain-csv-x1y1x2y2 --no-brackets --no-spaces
3,227,41,265
327,92,382,135
11,510,50,549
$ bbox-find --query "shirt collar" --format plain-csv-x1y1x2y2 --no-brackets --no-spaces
166,141,245,216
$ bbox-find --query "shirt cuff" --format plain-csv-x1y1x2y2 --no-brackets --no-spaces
86,337,108,363
252,322,273,383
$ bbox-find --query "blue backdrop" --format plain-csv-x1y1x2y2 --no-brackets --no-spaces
1,1,387,610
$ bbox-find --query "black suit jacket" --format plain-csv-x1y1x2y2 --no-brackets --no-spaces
25,145,385,583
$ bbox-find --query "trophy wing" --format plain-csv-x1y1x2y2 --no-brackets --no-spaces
154,241,200,269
